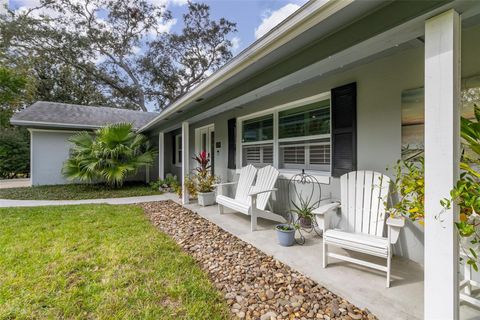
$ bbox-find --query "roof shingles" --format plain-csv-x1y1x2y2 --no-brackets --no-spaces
11,101,158,130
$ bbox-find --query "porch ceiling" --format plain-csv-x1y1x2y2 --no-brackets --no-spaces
144,0,480,134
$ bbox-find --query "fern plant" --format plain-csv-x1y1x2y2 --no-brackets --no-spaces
62,123,155,188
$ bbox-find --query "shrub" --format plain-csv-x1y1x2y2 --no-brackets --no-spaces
62,123,155,187
149,175,179,192
0,129,30,179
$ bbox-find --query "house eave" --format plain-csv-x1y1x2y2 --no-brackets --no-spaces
10,119,102,131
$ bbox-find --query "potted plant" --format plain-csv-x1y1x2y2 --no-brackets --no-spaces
290,196,316,228
275,223,296,246
192,151,217,206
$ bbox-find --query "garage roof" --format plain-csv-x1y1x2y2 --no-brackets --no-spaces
10,101,158,130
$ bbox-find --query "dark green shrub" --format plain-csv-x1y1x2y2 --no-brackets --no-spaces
0,129,30,178
62,123,156,187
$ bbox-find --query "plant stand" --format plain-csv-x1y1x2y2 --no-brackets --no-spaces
287,169,323,245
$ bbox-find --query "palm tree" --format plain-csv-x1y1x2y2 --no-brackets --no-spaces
62,123,155,187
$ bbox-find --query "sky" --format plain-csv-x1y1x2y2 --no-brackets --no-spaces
7,0,309,55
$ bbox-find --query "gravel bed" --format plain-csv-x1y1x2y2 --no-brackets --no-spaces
141,201,377,320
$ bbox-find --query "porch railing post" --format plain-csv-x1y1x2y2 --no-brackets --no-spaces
158,132,164,180
182,122,190,205
424,9,460,320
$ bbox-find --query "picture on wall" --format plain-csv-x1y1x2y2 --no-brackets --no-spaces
401,75,480,160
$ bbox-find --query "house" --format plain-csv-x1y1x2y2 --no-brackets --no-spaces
10,0,480,318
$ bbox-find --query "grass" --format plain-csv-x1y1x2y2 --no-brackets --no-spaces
0,182,160,200
0,204,229,319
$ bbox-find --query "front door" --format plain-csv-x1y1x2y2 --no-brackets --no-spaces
196,124,215,174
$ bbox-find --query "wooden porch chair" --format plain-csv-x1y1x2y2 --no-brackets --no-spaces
216,165,285,231
313,171,405,287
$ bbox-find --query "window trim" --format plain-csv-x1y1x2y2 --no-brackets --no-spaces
174,134,182,167
236,92,332,174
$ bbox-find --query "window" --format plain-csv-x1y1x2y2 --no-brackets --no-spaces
241,114,274,167
239,94,331,172
175,134,182,166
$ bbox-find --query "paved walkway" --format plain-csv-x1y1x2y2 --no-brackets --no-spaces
0,178,31,189
0,194,170,207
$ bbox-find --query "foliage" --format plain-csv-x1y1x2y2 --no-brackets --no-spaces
442,104,480,271
0,204,229,318
0,129,30,178
149,175,179,193
31,61,115,107
388,157,425,224
141,2,236,109
182,176,198,198
0,67,31,178
62,123,155,187
1,1,236,111
193,151,217,193
0,66,28,107
275,224,295,232
290,196,316,220
183,151,217,197
0,182,158,200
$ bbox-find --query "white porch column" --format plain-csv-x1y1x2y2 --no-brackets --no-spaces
424,9,460,320
181,122,190,205
158,132,165,180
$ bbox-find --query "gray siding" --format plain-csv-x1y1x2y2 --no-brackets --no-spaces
30,130,74,186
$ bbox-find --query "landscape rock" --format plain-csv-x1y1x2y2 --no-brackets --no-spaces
141,201,376,320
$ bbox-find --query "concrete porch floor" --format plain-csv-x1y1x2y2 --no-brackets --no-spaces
161,194,479,320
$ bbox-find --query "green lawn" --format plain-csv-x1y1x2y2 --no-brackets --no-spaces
0,182,160,200
0,204,229,319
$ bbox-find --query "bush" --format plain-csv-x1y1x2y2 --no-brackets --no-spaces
149,175,179,192
0,129,30,179
62,123,156,187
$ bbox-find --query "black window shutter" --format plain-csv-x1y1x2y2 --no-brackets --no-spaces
227,118,236,169
171,134,176,165
331,82,357,177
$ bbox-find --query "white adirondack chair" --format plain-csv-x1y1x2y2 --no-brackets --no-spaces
313,171,405,287
216,165,285,231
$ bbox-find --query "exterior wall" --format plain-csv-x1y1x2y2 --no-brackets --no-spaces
30,130,75,186
147,133,160,182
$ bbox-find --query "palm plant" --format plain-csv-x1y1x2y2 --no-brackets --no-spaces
62,123,155,188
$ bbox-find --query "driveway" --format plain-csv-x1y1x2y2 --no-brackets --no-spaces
0,179,31,189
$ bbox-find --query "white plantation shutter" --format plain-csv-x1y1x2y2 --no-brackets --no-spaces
242,144,273,166
282,145,305,164
245,146,261,163
263,145,273,164
310,144,330,165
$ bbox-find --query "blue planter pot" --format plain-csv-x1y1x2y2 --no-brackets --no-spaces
275,224,295,247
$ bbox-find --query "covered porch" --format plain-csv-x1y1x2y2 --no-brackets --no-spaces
153,193,476,320
144,1,480,318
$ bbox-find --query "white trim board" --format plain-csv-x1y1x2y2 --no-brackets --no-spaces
27,128,81,134
13,120,101,130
